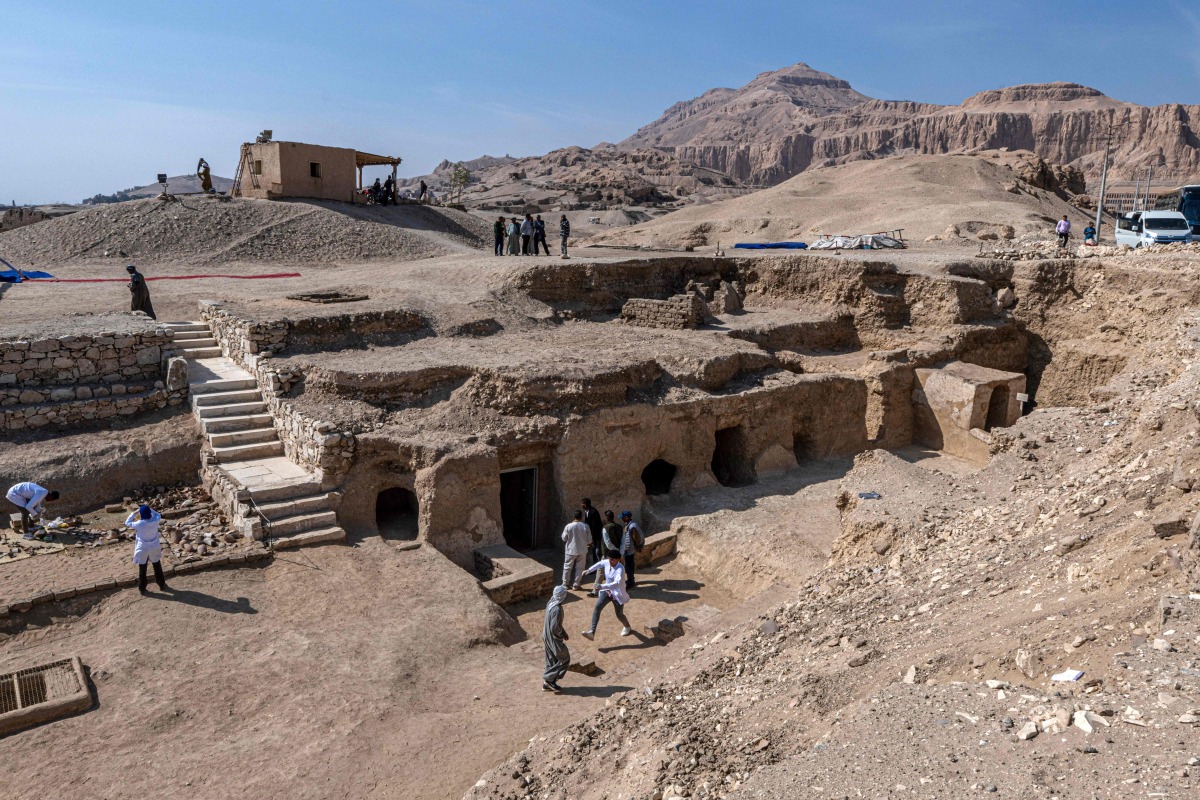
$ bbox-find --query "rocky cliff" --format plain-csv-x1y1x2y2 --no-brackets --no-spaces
623,68,1200,189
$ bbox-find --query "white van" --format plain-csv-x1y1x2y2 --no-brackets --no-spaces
1115,210,1193,247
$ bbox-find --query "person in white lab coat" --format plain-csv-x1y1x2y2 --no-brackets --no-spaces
5,482,59,535
126,504,170,594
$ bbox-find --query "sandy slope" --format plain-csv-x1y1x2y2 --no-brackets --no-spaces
585,154,1086,249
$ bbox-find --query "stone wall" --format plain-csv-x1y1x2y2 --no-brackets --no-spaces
619,292,708,330
0,324,186,432
201,303,288,359
1,329,169,387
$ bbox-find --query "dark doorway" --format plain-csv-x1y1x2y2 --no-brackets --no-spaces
793,431,815,463
376,487,419,540
500,467,538,551
711,426,756,487
641,459,677,496
984,385,1010,432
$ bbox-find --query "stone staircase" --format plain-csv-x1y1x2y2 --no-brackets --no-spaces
164,321,346,549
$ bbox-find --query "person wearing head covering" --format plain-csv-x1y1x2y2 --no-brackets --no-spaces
542,585,570,692
580,549,632,640
125,504,169,594
126,265,156,320
506,217,521,255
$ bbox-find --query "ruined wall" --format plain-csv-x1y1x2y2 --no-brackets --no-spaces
0,327,186,431
619,292,707,329
1,208,50,233
554,374,869,528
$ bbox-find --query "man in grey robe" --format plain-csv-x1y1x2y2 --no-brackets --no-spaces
126,265,156,320
542,585,570,692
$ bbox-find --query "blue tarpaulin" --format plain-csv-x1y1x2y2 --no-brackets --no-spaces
0,257,53,282
732,242,807,250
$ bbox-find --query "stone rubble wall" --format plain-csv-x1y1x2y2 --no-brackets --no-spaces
620,292,708,329
200,302,355,480
0,328,185,431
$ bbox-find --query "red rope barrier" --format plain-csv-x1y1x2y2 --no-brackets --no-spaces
23,272,302,283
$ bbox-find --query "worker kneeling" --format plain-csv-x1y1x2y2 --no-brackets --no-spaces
126,504,170,595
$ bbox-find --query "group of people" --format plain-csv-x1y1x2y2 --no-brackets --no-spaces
542,498,643,692
369,176,399,205
494,214,571,259
7,482,169,594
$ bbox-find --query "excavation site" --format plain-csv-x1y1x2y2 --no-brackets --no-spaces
4,30,1200,800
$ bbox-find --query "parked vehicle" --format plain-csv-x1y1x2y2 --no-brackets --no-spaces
1114,210,1193,248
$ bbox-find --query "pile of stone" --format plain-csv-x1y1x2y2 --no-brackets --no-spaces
114,483,245,560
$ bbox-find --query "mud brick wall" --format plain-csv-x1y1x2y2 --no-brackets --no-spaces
619,293,707,330
0,330,170,388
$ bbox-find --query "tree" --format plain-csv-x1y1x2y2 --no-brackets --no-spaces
449,163,471,204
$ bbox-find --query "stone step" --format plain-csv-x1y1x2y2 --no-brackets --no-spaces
255,492,337,521
208,426,279,449
196,401,268,419
192,388,262,408
269,526,346,550
201,413,274,433
163,322,209,333
176,337,218,348
248,478,324,504
210,440,284,462
171,330,214,342
175,347,223,359
190,377,258,396
265,510,338,537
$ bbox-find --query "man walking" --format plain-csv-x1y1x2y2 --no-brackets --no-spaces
127,265,155,320
418,180,428,203
559,214,571,259
493,216,506,256
125,504,170,594
542,585,570,692
619,511,644,589
520,214,534,255
5,482,59,535
560,510,591,590
1056,215,1072,248
534,215,550,255
580,549,632,640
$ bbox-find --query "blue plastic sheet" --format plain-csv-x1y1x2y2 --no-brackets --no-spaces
732,242,807,250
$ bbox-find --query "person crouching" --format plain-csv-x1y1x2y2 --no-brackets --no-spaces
126,504,170,594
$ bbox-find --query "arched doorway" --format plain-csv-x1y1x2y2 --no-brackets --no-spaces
641,459,677,496
984,386,1010,432
711,426,756,487
376,487,419,540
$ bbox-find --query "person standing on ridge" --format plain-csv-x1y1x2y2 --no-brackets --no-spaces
126,265,155,320
541,585,570,692
506,217,521,255
560,510,591,590
520,214,534,255
418,180,428,203
559,214,571,259
534,215,550,255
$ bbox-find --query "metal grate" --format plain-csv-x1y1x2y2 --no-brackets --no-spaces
0,659,83,715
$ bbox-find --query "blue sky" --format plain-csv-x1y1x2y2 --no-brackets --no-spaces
3,0,1199,204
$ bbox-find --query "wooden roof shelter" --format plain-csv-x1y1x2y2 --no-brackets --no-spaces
355,150,403,190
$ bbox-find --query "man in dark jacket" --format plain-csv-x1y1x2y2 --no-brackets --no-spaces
534,215,550,255
126,265,155,319
493,216,506,256
581,498,603,566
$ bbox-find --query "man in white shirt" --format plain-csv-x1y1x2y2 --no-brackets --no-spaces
560,510,592,590
580,549,632,639
5,482,59,535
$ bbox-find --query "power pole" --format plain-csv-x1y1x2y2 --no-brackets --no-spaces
1094,118,1116,240
1145,162,1155,209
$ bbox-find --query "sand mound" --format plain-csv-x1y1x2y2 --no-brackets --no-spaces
0,196,490,268
585,153,1086,250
